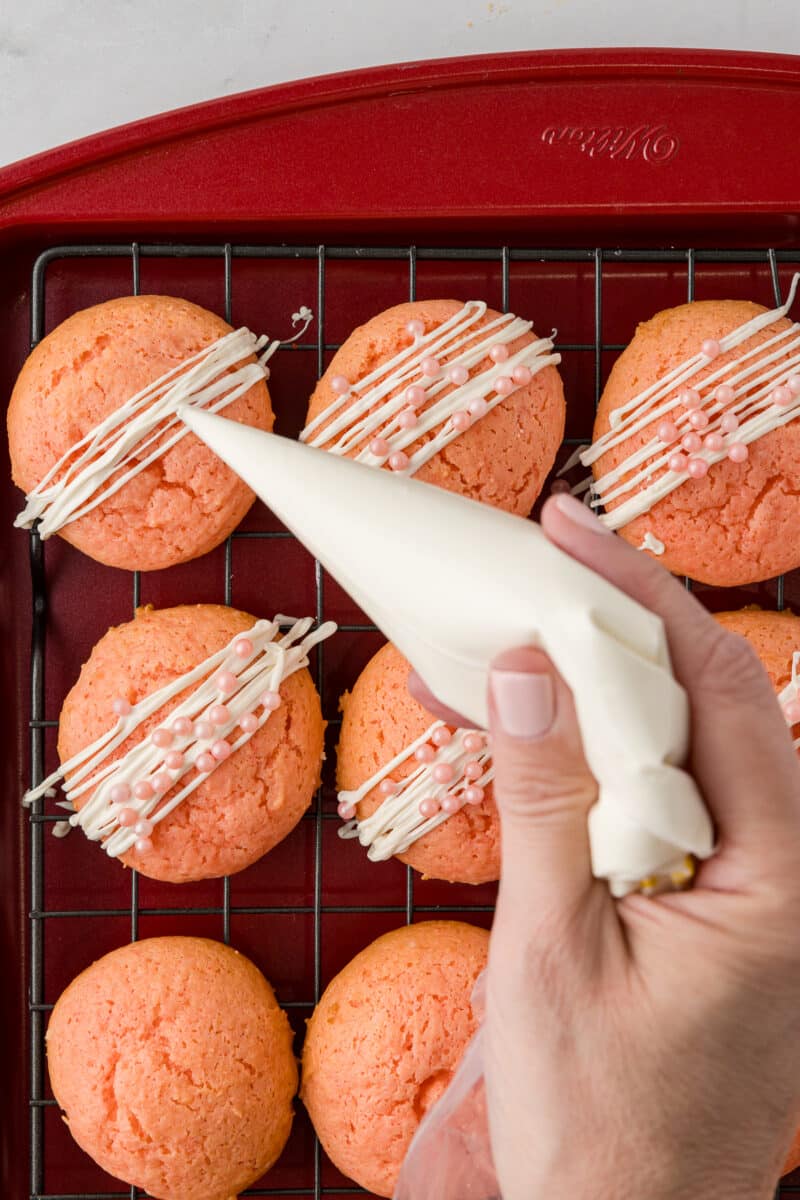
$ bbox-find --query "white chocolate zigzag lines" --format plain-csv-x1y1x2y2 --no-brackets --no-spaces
578,275,800,529
16,308,314,538
300,301,560,476
24,615,336,857
337,722,493,860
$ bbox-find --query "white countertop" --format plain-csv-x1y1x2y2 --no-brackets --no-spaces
1,0,799,168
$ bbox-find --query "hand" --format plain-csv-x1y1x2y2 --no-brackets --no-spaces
408,492,800,1200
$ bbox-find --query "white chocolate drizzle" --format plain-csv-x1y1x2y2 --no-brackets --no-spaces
15,309,314,538
23,614,336,856
338,722,493,860
637,531,665,555
578,275,800,529
777,650,800,750
300,301,560,474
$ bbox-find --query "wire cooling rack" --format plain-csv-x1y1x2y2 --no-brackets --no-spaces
24,241,800,1200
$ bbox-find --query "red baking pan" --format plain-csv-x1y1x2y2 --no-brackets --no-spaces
3,48,800,1200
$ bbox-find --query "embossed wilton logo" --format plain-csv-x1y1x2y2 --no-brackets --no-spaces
541,124,679,163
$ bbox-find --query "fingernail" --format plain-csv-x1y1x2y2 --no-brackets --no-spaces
553,492,613,534
490,655,555,740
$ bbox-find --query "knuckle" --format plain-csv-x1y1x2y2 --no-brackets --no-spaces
692,626,770,697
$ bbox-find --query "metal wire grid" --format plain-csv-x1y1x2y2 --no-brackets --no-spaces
24,242,800,1200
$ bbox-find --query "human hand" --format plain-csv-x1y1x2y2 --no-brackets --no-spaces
408,492,800,1200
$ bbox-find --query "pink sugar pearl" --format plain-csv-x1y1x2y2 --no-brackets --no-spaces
331,374,350,394
117,806,137,827
489,343,509,363
679,387,702,410
720,412,739,433
172,716,193,737
112,697,131,717
701,338,721,359
784,699,800,724
134,837,153,855
379,779,397,797
431,727,452,747
449,364,469,386
468,396,488,418
463,785,485,805
194,720,213,741
211,739,232,761
462,732,484,753
240,712,258,734
398,407,418,430
789,375,800,395
512,365,532,386
261,690,281,711
550,479,570,495
151,728,172,749
338,800,356,819
421,356,440,377
689,410,710,430
494,375,514,396
133,780,154,801
389,451,409,471
704,432,724,452
405,384,426,408
196,751,216,773
234,637,253,658
208,704,230,726
215,670,238,694
134,817,154,838
687,457,709,479
414,744,436,763
152,772,172,794
418,797,441,818
464,761,483,781
715,383,735,405
772,385,794,407
110,782,132,805
440,794,462,815
668,452,688,473
369,437,389,457
681,432,702,453
727,442,749,463
452,411,471,432
406,318,425,338
657,420,678,444
433,762,455,784
165,750,184,771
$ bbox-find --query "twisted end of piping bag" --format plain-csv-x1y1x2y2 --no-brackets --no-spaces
180,406,714,896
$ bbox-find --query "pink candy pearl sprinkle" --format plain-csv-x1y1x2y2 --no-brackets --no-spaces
772,385,794,407
715,384,735,405
464,761,483,781
467,397,488,418
261,690,281,711
211,739,232,761
234,637,253,659
369,437,390,457
418,797,441,818
152,772,172,794
494,375,514,396
489,343,509,363
433,762,455,784
727,442,749,463
452,411,471,432
196,751,216,773
172,716,193,737
720,412,739,433
512,365,532,386
668,452,688,473
209,704,230,726
405,384,426,408
215,670,238,694
240,712,258,734
681,432,702,453
463,785,485,805
657,421,678,444
449,364,469,386
110,782,132,805
331,374,350,394
550,479,570,495
414,744,436,763
151,727,173,749
789,375,800,395
704,432,724,452
431,727,452,747
784,699,800,724
462,732,484,753
379,779,397,797
165,750,184,771
194,720,213,741
134,817,154,837
398,407,418,430
117,806,137,827
338,800,356,819
687,457,709,479
406,318,425,338
689,410,710,430
679,388,702,410
133,780,154,801
134,837,153,855
112,697,131,717
421,356,440,377
701,338,721,359
440,794,462,815
389,451,409,471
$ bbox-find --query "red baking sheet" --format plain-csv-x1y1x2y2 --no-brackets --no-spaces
3,48,800,1200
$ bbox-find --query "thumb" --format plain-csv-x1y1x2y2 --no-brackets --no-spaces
489,646,598,914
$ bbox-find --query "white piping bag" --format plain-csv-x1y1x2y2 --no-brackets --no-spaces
181,408,713,896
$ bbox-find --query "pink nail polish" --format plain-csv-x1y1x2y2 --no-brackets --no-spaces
553,492,613,534
490,667,554,739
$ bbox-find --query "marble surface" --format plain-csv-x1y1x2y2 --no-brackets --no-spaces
1,0,799,168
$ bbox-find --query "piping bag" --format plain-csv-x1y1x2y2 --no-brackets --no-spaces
181,407,713,898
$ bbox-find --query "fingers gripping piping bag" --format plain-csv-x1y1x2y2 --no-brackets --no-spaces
180,407,713,897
